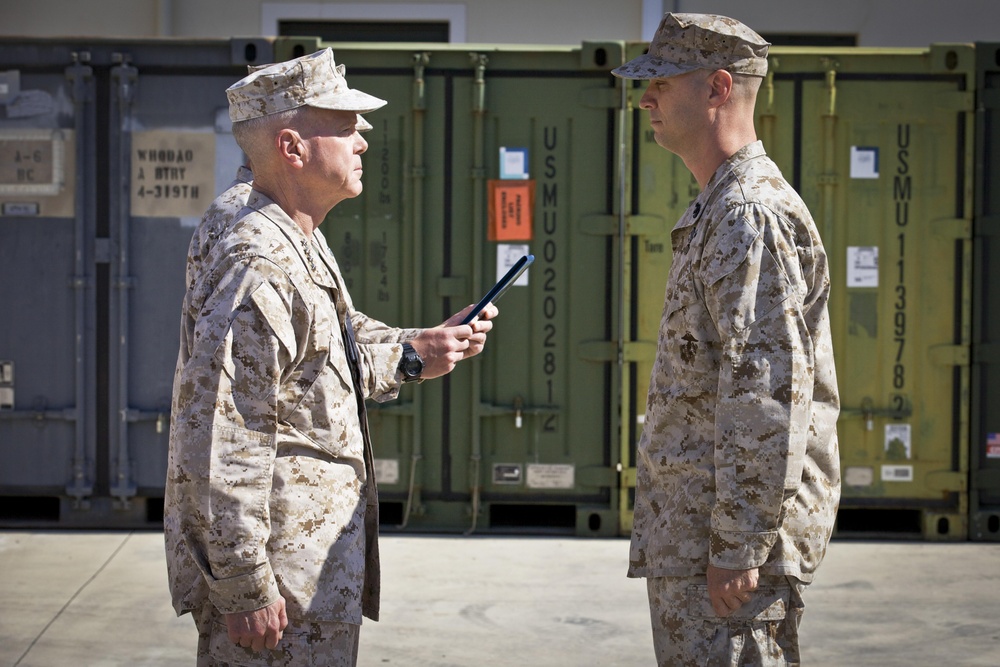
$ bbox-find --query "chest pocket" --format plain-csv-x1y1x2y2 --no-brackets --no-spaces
659,272,721,395
277,288,359,457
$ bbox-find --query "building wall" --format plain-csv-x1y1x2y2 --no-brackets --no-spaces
0,0,643,44
658,0,1000,47
0,0,996,47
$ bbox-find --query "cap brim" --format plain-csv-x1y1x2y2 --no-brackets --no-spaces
355,114,373,132
611,54,697,80
309,87,387,114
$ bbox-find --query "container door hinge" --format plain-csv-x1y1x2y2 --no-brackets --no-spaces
577,340,657,363
934,90,974,112
577,465,617,487
623,341,657,362
578,341,616,362
931,217,973,239
579,213,665,236
925,470,966,493
841,396,912,430
928,344,970,367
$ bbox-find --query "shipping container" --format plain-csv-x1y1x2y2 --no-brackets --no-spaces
0,38,273,526
0,37,991,540
624,43,976,541
971,41,1000,541
272,38,626,536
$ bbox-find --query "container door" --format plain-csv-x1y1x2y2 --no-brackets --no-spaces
0,50,97,522
783,45,975,540
103,41,272,524
971,41,1000,541
447,44,624,536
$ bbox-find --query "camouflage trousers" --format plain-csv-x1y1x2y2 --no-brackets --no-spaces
193,604,361,667
645,574,806,667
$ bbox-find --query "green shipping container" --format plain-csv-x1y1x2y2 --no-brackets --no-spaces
275,39,628,536
625,43,976,540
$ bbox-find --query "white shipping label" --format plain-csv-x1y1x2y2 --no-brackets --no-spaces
885,423,912,459
373,458,399,485
850,146,880,179
846,246,879,288
881,465,913,483
844,466,874,487
526,464,574,489
496,244,531,286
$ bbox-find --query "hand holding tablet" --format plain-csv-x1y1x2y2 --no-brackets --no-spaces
461,254,534,325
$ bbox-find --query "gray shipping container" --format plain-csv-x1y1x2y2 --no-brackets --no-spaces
0,38,272,526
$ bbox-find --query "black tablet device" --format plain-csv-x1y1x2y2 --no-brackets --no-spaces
461,254,535,324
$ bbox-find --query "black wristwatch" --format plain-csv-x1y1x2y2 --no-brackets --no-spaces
399,342,424,382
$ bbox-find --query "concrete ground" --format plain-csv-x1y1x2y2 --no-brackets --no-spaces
1,531,998,667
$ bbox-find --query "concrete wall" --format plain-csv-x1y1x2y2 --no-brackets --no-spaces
0,0,996,46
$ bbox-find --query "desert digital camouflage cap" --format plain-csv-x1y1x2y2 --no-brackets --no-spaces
243,56,375,132
612,13,769,80
228,48,386,122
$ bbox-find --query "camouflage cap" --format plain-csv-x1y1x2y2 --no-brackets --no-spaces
228,48,386,123
244,57,375,132
612,13,769,80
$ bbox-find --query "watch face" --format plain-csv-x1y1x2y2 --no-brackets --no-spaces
400,344,423,381
403,357,422,376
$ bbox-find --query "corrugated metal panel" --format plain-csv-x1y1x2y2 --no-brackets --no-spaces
0,52,98,521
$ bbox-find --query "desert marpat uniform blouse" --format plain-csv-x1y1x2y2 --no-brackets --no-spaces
629,142,841,583
164,188,419,625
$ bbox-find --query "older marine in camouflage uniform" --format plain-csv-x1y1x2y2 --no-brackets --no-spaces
164,48,496,666
613,14,841,666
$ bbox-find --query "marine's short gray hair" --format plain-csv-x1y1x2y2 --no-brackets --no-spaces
231,107,306,164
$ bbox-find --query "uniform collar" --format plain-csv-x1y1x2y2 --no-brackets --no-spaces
673,141,766,232
246,188,339,290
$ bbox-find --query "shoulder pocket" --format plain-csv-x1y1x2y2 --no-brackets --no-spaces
248,281,296,356
702,217,759,287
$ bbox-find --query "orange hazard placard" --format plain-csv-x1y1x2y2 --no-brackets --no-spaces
488,179,534,241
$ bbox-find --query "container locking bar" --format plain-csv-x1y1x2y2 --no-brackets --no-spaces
841,396,913,431
579,212,664,236
477,400,560,428
466,52,489,535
